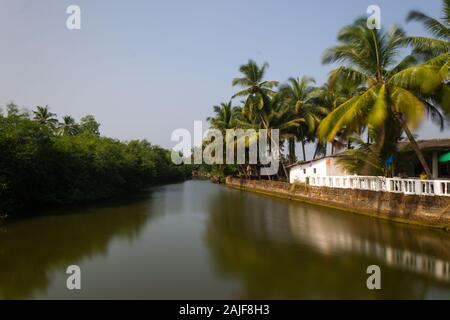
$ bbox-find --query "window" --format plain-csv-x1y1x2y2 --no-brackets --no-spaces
313,168,317,174
303,169,306,174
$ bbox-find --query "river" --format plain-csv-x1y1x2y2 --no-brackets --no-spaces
0,180,449,299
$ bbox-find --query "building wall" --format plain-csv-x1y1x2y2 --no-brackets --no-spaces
289,157,347,183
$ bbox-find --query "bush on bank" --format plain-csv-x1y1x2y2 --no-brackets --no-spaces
0,104,191,215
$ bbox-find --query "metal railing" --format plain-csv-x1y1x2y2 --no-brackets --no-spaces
306,176,450,197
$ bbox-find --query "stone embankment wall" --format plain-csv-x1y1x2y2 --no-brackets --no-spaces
226,177,450,230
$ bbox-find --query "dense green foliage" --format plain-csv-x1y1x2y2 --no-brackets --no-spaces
206,0,449,179
0,104,191,215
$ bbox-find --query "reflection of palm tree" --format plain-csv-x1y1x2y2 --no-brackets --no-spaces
0,197,153,299
204,187,449,299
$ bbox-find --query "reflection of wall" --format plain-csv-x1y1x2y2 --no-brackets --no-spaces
226,178,450,228
287,205,450,282
205,186,450,299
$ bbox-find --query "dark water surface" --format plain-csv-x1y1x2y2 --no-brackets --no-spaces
1,181,449,299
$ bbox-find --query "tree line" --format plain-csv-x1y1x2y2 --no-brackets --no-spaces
205,0,450,179
0,103,191,216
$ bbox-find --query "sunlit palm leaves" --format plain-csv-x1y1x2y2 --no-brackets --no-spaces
405,0,450,59
280,76,328,161
318,18,446,176
207,101,236,132
232,60,279,122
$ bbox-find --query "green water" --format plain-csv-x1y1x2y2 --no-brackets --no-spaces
0,180,449,299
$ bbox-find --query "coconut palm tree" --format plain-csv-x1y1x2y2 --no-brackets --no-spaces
405,0,450,60
33,105,58,128
207,101,236,132
280,76,328,162
232,60,279,122
405,0,450,117
311,74,365,153
58,116,79,136
233,93,304,178
318,19,446,177
336,133,386,176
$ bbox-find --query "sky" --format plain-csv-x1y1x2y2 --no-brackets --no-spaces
0,0,447,154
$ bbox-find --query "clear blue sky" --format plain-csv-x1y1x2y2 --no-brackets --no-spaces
0,0,446,150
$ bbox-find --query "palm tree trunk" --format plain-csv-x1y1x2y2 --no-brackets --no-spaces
260,115,289,180
301,139,306,161
393,111,432,178
313,143,319,159
288,137,296,164
361,125,385,176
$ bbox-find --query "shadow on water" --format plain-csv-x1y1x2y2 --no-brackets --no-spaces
204,188,450,299
0,193,156,299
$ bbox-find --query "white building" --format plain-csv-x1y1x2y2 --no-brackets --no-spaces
288,154,348,184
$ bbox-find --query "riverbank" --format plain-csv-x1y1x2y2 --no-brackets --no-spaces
226,177,450,230
0,106,192,217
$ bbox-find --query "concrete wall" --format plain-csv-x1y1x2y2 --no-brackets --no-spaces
226,177,450,230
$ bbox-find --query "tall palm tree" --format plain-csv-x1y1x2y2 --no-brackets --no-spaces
405,0,450,60
336,133,386,176
311,74,364,153
33,105,58,128
318,19,446,177
232,60,279,122
207,101,236,132
405,0,450,116
234,93,305,178
58,116,79,136
280,76,328,162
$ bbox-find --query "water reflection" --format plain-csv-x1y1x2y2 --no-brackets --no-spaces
205,189,450,299
0,182,449,299
0,195,153,299
287,205,450,282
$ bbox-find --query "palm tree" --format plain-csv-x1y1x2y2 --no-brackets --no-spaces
207,101,236,132
311,74,364,153
234,93,305,178
405,0,450,116
232,60,279,122
318,19,446,177
58,116,79,136
336,133,386,176
280,76,328,162
33,105,58,128
405,0,450,60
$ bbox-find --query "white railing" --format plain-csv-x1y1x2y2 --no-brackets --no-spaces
307,176,450,197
